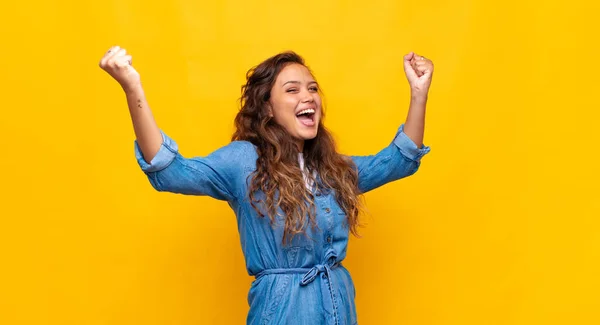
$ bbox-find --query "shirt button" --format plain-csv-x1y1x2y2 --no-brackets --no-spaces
325,208,331,213
327,236,332,243
315,191,321,197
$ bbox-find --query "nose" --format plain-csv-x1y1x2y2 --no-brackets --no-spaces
301,88,315,103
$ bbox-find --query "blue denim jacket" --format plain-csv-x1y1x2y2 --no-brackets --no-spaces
134,124,430,325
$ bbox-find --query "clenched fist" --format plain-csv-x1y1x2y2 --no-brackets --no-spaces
403,52,434,97
99,46,140,92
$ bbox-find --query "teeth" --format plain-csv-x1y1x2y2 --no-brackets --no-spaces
297,108,315,116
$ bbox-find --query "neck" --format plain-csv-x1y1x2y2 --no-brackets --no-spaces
295,139,304,153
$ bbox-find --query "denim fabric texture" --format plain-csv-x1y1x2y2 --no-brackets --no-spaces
134,124,430,325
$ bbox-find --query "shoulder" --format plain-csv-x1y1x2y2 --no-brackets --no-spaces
224,140,258,158
208,140,258,170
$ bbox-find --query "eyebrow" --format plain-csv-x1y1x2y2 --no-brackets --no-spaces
282,80,318,87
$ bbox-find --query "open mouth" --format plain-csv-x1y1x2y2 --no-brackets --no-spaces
296,108,316,127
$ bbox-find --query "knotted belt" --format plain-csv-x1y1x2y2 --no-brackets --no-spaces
254,255,341,324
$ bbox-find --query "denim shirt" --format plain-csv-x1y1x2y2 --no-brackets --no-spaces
134,124,430,325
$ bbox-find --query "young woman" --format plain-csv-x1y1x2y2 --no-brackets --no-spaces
99,47,432,325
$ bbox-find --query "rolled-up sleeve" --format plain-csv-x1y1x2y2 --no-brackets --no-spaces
135,130,179,173
392,124,431,162
350,124,431,194
134,130,255,202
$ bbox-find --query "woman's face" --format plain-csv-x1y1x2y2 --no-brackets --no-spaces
268,63,322,145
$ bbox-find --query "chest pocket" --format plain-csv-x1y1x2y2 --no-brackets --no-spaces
327,191,350,225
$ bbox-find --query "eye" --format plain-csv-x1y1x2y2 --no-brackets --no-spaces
286,88,298,93
309,86,319,92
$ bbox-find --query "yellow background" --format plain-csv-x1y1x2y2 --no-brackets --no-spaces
1,0,599,324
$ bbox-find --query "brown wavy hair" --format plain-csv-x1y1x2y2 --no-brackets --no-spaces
232,51,363,244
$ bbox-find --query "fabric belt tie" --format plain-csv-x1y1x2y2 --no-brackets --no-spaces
254,256,341,324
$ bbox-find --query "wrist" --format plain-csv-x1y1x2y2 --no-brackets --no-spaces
122,82,143,96
410,92,428,102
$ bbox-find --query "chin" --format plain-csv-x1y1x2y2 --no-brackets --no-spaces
302,132,318,140
297,128,318,140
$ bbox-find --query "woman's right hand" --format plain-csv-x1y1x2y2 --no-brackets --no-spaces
99,46,141,92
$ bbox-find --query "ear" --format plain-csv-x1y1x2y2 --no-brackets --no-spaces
266,102,274,118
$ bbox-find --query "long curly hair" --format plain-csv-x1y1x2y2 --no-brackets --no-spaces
232,51,363,244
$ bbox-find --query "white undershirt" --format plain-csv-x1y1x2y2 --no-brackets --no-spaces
298,153,314,189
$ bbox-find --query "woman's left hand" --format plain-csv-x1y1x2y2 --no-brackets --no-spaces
403,52,434,98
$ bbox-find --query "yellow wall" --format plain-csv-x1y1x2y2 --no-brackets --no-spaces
1,0,599,324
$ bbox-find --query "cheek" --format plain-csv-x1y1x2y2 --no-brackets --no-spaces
278,112,296,126
270,96,286,111
273,97,298,118
272,105,297,126
315,96,323,116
